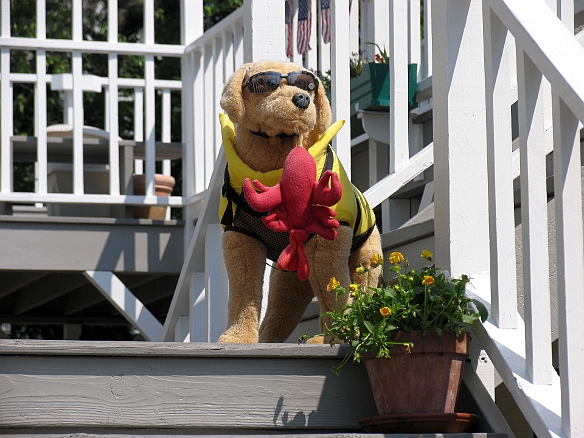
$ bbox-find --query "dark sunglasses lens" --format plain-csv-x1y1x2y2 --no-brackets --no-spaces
247,73,281,93
288,72,318,92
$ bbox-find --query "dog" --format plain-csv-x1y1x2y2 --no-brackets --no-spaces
217,59,382,343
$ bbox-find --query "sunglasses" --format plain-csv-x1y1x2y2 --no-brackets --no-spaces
242,70,319,94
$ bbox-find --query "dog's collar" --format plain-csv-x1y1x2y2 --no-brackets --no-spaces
249,129,299,139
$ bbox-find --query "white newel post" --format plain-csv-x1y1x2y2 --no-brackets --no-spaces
432,0,493,395
431,0,490,277
244,0,286,62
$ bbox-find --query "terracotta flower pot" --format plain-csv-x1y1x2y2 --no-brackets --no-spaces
363,331,469,416
132,174,175,220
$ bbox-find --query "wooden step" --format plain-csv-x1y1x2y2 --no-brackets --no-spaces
0,340,510,436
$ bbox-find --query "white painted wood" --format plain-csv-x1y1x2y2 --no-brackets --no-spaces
223,31,235,82
486,0,584,124
408,0,422,71
0,0,9,37
330,0,351,178
0,47,10,193
108,53,121,196
35,50,48,195
175,315,190,342
190,272,207,342
192,52,208,195
160,150,227,341
0,192,185,206
422,0,432,79
72,0,82,41
72,52,85,195
516,47,553,386
181,0,203,45
203,45,215,186
243,0,286,63
389,0,409,173
431,0,490,277
234,20,245,68
349,0,359,56
144,54,156,198
133,87,145,175
307,0,318,69
213,38,224,161
317,0,330,76
84,271,162,342
483,5,517,330
0,37,184,56
551,94,584,437
144,0,155,45
468,276,563,438
206,223,228,342
360,0,390,62
418,180,434,213
368,139,378,188
364,143,434,209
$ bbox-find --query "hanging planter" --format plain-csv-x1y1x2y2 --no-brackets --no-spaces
350,63,418,116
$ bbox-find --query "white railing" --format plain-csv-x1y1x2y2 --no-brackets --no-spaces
0,0,186,214
435,0,584,437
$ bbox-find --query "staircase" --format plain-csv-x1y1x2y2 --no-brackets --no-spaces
0,339,511,436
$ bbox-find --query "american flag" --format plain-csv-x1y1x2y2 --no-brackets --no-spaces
321,0,330,44
297,0,312,55
285,0,293,58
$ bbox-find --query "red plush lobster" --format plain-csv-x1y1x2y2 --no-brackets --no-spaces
242,146,342,280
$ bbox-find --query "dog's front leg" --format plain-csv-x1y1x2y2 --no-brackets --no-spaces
219,231,267,343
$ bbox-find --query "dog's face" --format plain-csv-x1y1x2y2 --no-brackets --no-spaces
220,60,332,141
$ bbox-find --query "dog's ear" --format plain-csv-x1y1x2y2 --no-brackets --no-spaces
313,78,332,135
220,63,252,124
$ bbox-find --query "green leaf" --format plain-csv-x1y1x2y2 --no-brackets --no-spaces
470,299,489,322
363,320,375,333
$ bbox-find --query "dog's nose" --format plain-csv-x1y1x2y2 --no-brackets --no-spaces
292,93,311,109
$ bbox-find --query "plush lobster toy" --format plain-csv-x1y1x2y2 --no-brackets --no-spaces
242,146,342,280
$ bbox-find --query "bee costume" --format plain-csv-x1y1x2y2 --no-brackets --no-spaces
218,113,376,265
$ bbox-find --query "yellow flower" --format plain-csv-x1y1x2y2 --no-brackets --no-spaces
421,250,433,261
370,254,383,268
422,275,435,286
349,283,359,292
327,277,340,291
379,306,391,317
389,252,404,264
355,266,366,275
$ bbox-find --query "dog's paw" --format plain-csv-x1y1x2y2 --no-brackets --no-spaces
218,329,258,343
305,335,325,344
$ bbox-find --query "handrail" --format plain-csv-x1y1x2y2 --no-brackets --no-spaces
184,8,245,56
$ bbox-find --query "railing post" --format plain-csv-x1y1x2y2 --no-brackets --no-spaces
482,4,517,329
516,46,553,385
243,0,286,62
330,0,351,177
431,0,490,276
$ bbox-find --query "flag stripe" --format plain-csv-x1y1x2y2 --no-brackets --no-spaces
297,0,312,55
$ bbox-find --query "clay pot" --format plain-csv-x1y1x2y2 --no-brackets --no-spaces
363,331,469,415
132,174,175,220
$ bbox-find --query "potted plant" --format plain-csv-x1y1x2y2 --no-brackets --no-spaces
323,250,488,431
349,44,418,116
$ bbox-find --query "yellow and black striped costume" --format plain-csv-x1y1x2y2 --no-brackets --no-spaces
218,113,376,264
